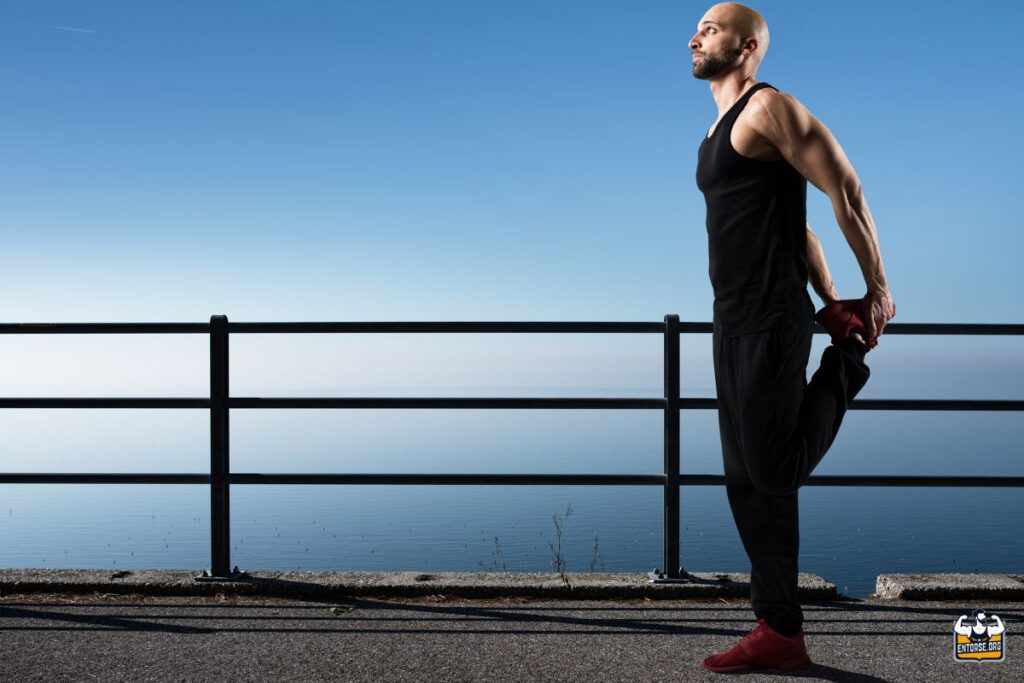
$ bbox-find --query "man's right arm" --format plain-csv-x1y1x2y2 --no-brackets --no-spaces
749,90,895,337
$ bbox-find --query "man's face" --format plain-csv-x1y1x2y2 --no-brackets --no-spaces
689,15,743,80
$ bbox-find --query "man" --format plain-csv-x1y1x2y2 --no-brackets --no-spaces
691,2,896,673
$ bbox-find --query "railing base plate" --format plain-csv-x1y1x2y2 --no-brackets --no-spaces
195,567,250,582
647,567,695,583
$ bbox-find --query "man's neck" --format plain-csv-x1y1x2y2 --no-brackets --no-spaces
709,75,759,115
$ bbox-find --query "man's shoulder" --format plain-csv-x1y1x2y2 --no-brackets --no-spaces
748,86,801,116
743,86,815,137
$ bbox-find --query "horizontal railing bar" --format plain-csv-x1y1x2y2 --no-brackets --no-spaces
681,474,1024,487
681,398,1024,411
235,474,1024,486
229,397,1023,411
850,322,1024,335
230,397,666,409
228,321,668,333
213,321,1024,335
0,399,210,409
2,473,1021,487
1,321,1021,335
0,473,662,485
844,399,1024,411
0,323,209,334
231,473,667,485
0,474,210,484
0,397,1020,411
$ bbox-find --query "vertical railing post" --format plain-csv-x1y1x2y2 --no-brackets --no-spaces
663,314,681,579
210,314,231,577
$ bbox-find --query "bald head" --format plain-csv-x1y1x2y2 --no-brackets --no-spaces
704,2,770,64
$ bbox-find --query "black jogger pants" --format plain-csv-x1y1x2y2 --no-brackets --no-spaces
712,318,871,636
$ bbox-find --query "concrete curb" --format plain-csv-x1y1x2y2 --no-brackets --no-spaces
875,573,1024,601
8,571,1024,602
0,569,836,601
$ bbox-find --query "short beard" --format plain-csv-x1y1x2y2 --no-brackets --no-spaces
692,47,743,80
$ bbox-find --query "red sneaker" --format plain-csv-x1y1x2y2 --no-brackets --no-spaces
815,298,878,349
703,619,813,673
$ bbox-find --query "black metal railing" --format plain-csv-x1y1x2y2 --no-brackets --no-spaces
1,316,1021,580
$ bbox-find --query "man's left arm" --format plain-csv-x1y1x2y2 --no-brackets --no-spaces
749,91,896,338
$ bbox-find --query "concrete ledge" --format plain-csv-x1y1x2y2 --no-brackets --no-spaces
875,573,1024,601
0,569,835,601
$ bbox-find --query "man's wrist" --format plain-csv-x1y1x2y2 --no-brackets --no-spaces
819,291,839,305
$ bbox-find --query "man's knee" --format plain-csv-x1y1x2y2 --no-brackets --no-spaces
736,436,800,495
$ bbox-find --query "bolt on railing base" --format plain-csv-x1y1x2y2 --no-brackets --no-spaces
647,566,695,583
194,566,250,582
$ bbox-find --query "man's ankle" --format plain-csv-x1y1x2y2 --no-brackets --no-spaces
837,334,867,358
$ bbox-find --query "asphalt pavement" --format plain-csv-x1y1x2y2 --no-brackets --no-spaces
1,593,1021,682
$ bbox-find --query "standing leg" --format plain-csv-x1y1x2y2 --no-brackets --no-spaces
714,326,803,635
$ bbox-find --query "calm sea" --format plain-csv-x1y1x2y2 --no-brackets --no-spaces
2,383,1021,599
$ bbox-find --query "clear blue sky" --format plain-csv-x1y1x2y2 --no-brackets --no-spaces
1,1,1022,395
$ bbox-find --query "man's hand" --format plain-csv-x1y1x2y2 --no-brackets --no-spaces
863,288,896,339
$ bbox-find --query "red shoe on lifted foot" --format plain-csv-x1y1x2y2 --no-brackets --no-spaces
815,299,877,350
703,619,813,673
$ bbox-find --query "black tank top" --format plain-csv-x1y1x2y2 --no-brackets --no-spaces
695,82,815,336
